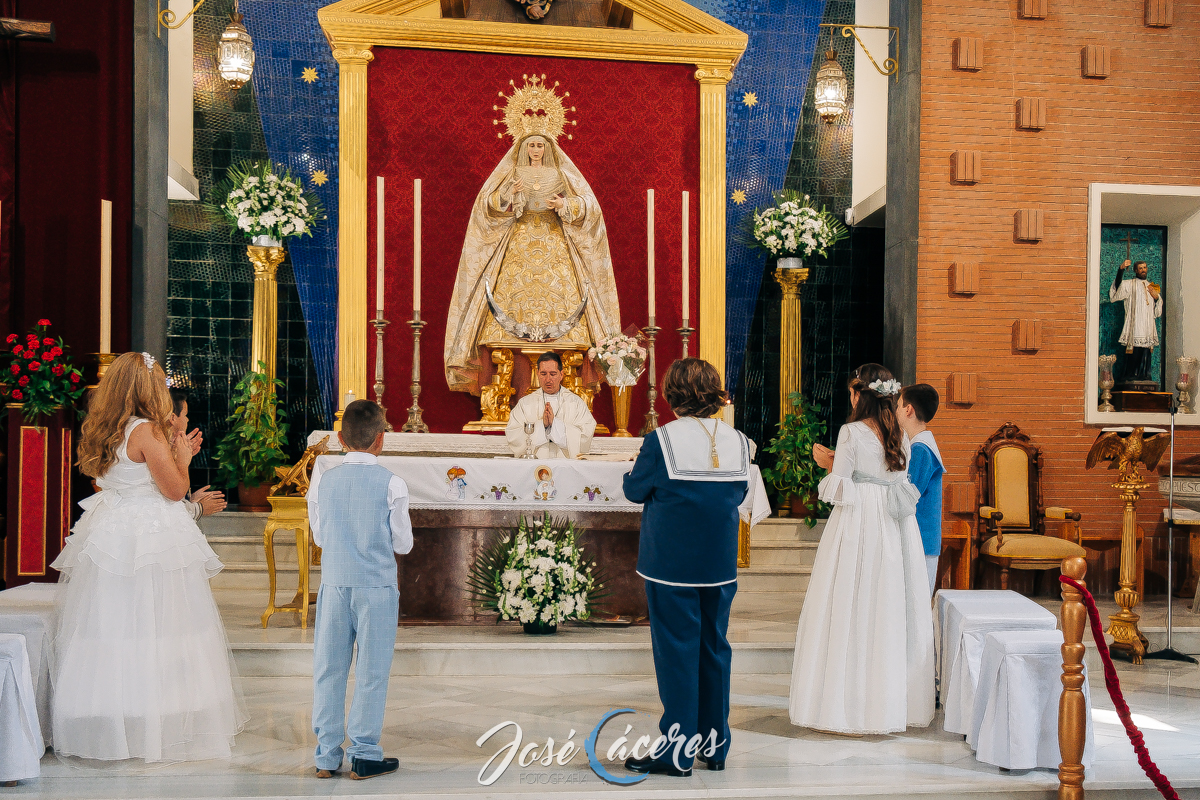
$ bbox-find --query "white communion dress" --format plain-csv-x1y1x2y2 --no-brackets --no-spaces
50,418,246,761
788,421,935,734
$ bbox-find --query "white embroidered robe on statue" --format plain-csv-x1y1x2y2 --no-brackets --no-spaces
1109,277,1163,349
505,388,596,459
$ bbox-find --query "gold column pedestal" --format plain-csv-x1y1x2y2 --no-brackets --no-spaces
774,266,809,420
1107,474,1150,664
247,244,286,379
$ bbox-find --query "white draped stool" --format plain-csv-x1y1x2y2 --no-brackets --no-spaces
968,629,1094,770
934,590,1058,734
0,583,59,745
0,633,44,784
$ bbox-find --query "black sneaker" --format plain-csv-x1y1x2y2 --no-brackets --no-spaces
624,755,692,777
349,756,399,780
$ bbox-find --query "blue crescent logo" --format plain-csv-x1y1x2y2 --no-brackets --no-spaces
585,708,646,785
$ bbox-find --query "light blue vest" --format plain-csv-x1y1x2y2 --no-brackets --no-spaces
316,463,397,588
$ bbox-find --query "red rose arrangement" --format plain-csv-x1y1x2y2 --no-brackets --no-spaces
1,319,86,416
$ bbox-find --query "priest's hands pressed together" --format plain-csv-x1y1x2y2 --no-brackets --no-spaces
543,402,554,428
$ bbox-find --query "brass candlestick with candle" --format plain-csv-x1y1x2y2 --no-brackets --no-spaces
401,312,429,433
641,322,661,435
677,322,694,359
371,314,393,431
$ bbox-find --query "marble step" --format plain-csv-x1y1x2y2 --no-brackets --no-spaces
737,566,812,593
751,517,826,543
211,561,320,591
209,534,301,565
199,510,269,539
230,638,794,678
750,541,819,568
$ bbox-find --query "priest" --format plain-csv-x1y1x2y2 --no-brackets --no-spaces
505,352,596,458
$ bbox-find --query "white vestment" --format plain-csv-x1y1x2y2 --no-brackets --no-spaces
505,387,596,459
1109,276,1163,348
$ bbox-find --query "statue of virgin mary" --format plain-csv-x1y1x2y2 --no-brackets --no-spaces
444,133,621,394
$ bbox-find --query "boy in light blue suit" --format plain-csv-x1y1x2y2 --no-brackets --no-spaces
307,400,413,780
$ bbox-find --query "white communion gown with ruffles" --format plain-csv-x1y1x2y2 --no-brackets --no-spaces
49,418,246,762
788,421,935,734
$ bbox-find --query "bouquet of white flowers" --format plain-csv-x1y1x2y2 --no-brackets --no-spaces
588,331,647,388
211,161,324,243
750,190,847,259
468,514,602,632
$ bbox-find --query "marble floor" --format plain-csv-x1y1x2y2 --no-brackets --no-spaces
9,651,1200,798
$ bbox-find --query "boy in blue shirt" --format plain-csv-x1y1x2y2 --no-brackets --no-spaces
307,400,413,780
897,384,944,594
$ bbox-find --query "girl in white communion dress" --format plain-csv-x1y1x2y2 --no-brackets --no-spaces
50,352,245,762
788,364,935,735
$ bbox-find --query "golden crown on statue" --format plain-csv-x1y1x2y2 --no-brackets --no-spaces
493,74,577,141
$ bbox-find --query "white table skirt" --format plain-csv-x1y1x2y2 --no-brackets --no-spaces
312,454,772,524
0,583,59,746
968,629,1094,770
935,590,1059,735
0,633,43,782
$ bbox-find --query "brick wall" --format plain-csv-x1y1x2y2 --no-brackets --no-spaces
918,0,1200,593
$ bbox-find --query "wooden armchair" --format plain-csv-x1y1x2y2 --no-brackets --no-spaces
975,423,1087,590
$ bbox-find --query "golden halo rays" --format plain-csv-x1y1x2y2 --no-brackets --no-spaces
492,74,577,141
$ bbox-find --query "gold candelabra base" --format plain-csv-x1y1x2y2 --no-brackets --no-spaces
677,324,694,360
88,352,116,389
1106,476,1151,664
401,316,429,433
641,325,660,435
371,316,394,432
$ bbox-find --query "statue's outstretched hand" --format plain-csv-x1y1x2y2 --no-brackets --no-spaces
511,178,525,196
547,194,565,210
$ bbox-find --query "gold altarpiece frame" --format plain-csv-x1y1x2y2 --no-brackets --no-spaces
317,0,748,420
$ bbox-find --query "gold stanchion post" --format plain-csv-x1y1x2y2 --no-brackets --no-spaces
1058,556,1087,800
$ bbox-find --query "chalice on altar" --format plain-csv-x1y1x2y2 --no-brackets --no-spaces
523,422,536,459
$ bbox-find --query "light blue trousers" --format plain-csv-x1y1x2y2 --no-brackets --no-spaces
312,584,399,769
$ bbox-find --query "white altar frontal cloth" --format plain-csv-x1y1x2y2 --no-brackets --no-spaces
0,583,59,745
968,629,1094,770
312,453,771,522
0,633,44,782
935,589,1058,735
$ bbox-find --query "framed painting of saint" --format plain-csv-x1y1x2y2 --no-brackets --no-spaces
1099,224,1168,390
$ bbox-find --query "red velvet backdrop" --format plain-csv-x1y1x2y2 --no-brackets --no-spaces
367,49,700,434
8,0,133,354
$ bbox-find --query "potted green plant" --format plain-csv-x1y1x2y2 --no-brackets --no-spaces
761,392,831,527
215,362,289,512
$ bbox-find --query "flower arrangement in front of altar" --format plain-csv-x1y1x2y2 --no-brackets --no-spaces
588,328,648,387
0,319,86,417
210,160,324,243
467,513,604,633
749,189,848,259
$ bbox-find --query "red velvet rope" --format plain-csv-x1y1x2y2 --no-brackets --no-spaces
1058,576,1181,800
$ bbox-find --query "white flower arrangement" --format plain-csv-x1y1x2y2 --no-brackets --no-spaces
868,379,901,396
212,161,324,243
469,513,601,629
588,332,648,388
749,190,847,259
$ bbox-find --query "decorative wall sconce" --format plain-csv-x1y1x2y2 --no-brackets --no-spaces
157,0,205,37
814,23,901,123
216,1,256,91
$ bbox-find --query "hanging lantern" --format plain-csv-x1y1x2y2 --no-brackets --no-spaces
814,50,848,123
216,3,255,91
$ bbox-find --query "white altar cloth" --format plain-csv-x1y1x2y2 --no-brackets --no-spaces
307,431,643,458
0,633,43,782
967,629,1094,770
934,589,1059,735
312,453,771,522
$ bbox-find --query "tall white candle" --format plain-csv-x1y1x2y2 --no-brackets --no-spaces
100,199,113,353
376,177,385,314
413,179,422,315
647,189,655,325
681,190,690,325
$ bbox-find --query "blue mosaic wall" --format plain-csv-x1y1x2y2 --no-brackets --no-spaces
689,0,828,394
240,0,342,422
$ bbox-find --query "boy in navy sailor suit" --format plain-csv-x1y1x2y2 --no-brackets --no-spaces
307,400,413,780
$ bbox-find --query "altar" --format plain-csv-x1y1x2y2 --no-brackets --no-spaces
306,432,770,623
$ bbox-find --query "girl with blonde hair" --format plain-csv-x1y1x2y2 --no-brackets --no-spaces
51,352,245,762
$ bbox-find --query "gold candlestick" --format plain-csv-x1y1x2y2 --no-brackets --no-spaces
677,324,695,359
371,315,394,431
641,324,661,435
401,313,429,433
88,352,115,390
